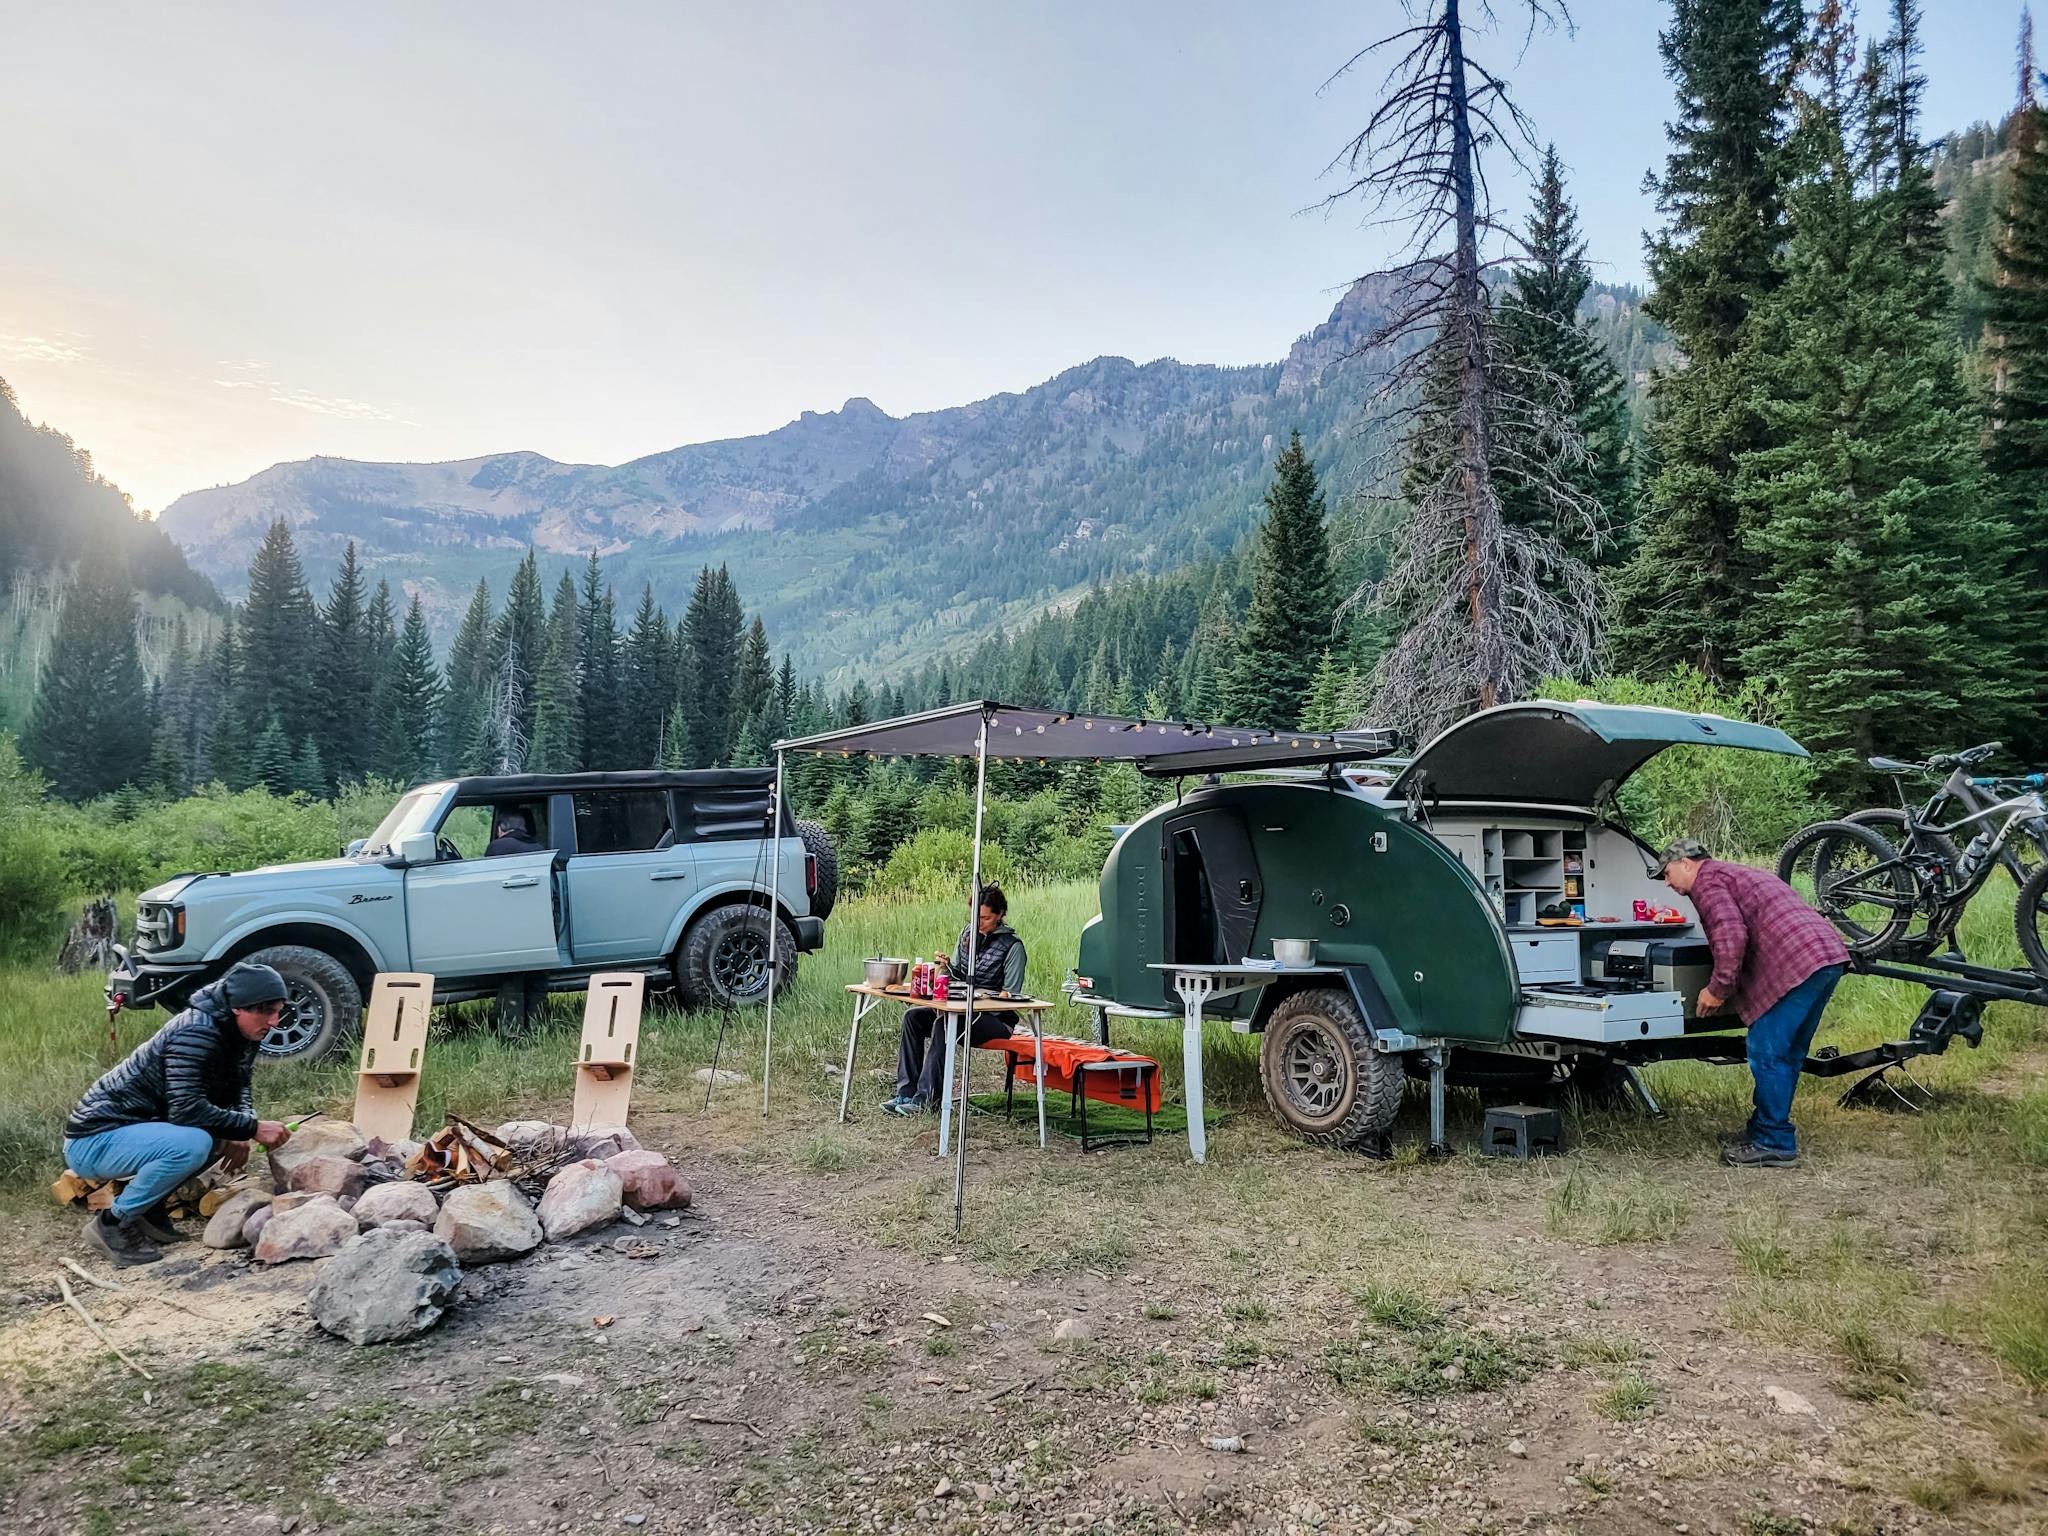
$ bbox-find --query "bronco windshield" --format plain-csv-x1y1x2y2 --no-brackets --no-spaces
360,787,446,856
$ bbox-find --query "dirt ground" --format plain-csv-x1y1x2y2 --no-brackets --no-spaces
1,1072,2044,1536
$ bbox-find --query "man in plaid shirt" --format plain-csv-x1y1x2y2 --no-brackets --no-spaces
1653,838,1849,1167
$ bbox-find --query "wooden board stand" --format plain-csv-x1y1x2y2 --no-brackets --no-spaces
353,972,434,1144
573,973,644,1129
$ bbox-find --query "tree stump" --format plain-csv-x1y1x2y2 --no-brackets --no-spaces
57,897,119,974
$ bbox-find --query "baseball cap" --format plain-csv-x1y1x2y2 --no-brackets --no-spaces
1649,837,1710,878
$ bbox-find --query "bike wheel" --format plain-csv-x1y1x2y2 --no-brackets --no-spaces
1775,820,1916,957
2016,861,2048,980
1844,808,1956,943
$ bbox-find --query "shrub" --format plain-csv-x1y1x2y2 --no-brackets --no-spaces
876,828,1021,900
0,735,68,959
1538,669,1822,855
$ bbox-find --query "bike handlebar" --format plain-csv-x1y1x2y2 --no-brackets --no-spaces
1972,772,2048,791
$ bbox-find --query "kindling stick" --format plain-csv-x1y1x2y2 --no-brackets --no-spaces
54,1273,152,1380
59,1258,224,1324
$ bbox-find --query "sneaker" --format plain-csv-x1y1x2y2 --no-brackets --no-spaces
82,1210,163,1267
132,1202,188,1245
1720,1140,1799,1168
882,1097,922,1117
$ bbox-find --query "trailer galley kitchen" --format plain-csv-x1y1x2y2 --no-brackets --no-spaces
760,699,1814,1231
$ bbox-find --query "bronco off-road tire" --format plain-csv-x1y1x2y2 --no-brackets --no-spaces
794,818,839,921
1258,986,1405,1152
238,943,362,1062
675,903,797,1010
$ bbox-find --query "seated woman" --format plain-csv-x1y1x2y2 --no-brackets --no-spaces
885,885,1026,1115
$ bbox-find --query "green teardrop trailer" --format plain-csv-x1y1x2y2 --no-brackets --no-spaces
1069,700,1813,1150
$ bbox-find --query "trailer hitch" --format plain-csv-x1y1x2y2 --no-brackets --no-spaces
1805,989,1985,1111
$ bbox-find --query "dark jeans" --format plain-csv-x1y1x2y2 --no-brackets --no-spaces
1745,964,1845,1155
897,1007,1016,1102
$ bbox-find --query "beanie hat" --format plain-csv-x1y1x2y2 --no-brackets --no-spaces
222,962,289,1009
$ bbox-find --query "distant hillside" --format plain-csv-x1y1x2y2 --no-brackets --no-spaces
159,273,1648,683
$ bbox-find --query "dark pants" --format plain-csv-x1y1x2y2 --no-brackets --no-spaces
1745,964,1844,1155
897,1007,1016,1102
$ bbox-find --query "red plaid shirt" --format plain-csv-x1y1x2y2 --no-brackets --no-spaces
1688,859,1849,1023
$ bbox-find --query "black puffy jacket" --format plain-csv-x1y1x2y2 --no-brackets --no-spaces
64,978,261,1141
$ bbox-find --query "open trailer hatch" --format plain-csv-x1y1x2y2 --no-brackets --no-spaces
1387,701,1808,808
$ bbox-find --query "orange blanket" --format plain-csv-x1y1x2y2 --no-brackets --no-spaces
977,1033,1162,1113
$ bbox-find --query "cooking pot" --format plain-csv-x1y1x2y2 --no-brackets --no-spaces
864,956,911,986
1272,938,1317,967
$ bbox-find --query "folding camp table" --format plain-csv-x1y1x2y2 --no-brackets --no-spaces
1146,963,1347,1164
838,983,1058,1151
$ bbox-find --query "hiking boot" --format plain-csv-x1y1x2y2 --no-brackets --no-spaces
132,1202,188,1245
82,1210,163,1267
1720,1140,1799,1169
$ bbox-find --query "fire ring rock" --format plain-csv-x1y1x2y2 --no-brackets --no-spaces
537,1159,624,1241
202,1189,272,1249
606,1149,691,1211
433,1180,543,1263
253,1194,360,1263
353,1181,440,1229
309,1228,462,1345
285,1154,373,1201
266,1120,367,1190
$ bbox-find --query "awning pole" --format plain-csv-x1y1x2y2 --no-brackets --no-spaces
761,749,784,1116
951,708,990,1235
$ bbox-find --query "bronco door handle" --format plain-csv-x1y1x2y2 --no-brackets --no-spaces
501,875,540,889
650,869,689,882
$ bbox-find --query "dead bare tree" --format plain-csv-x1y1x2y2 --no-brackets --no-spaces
1323,0,1603,744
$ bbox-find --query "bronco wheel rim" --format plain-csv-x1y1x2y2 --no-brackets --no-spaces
1280,1019,1349,1121
261,980,325,1057
711,927,770,997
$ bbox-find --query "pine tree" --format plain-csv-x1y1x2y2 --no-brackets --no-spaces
1740,0,2022,795
379,596,444,784
657,706,693,769
200,611,242,788
529,572,583,773
441,578,495,774
576,553,620,771
773,653,798,738
490,551,546,759
315,542,371,790
290,735,327,798
680,565,743,765
621,586,669,767
363,577,398,770
23,545,153,800
1610,0,1804,680
235,518,321,748
1981,10,2048,753
734,615,773,731
249,715,293,795
1498,146,1631,567
1222,433,1335,727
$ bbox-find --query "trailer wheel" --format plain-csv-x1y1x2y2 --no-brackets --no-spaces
1259,987,1404,1150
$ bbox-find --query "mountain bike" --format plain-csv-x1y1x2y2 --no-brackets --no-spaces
1776,769,2048,979
1844,742,2048,890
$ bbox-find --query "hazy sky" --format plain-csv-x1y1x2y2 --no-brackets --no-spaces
0,1,2025,514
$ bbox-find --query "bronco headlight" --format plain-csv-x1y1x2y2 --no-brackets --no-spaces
135,903,186,952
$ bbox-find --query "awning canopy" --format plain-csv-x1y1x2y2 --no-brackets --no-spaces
775,701,1397,776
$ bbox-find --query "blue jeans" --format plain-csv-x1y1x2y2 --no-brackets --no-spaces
1745,965,1844,1156
63,1123,218,1221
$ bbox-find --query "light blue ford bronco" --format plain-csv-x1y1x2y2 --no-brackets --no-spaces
106,770,837,1060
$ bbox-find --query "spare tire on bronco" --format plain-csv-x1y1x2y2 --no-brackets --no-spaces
794,818,839,921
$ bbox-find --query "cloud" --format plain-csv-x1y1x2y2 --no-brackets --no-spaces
0,333,90,364
209,362,414,424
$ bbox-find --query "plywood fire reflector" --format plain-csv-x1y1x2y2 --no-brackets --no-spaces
353,972,434,1144
573,972,644,1128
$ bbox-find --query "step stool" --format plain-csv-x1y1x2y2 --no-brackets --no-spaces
1480,1103,1562,1159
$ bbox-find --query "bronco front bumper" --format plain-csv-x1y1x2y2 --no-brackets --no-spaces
105,945,207,1012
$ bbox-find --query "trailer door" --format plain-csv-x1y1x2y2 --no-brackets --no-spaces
1160,806,1263,966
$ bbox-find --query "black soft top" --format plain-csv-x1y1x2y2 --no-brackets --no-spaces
450,769,774,799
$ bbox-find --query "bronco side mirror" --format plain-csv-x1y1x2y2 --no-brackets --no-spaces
396,831,437,866
344,838,367,857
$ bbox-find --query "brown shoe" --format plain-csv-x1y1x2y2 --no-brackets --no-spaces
82,1210,163,1267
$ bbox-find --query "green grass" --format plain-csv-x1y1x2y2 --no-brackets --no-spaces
1592,1371,1656,1421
